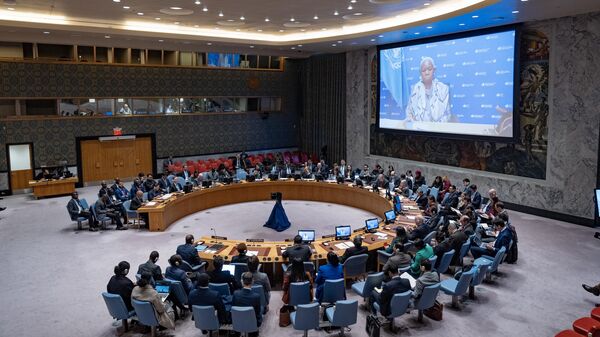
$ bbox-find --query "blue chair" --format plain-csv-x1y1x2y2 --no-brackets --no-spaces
131,299,160,337
251,285,267,314
80,198,90,209
290,302,320,337
398,265,411,274
231,262,249,283
102,292,136,332
142,192,148,202
231,306,258,337
419,184,429,195
428,255,438,271
351,272,383,305
289,281,312,306
469,262,491,300
377,250,392,271
68,206,89,230
440,266,477,308
209,283,231,297
164,278,188,307
192,305,220,337
90,204,111,229
325,300,358,336
414,283,441,322
180,260,206,273
423,231,436,245
429,187,439,200
321,278,346,304
342,254,369,286
122,200,139,226
373,290,412,332
458,241,471,266
474,246,507,282
436,249,455,274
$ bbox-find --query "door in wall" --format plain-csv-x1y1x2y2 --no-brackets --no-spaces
7,143,33,192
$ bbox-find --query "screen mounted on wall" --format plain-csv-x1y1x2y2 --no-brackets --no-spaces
377,26,519,141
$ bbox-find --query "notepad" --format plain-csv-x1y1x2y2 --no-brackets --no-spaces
247,251,259,257
334,241,354,250
145,202,157,206
406,215,416,220
160,193,172,200
374,232,388,239
400,272,417,289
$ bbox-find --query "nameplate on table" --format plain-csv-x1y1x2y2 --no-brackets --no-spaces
246,238,264,243
321,234,335,239
211,235,228,240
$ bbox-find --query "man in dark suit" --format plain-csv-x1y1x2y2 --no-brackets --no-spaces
137,251,163,281
340,236,368,263
130,190,149,226
414,190,428,209
158,174,171,193
208,256,241,293
408,216,430,241
469,184,482,209
434,222,468,266
107,261,135,311
178,165,192,182
470,218,513,259
176,234,202,266
147,184,163,201
282,235,312,262
67,191,97,231
441,185,460,209
188,273,229,324
369,265,411,317
165,254,194,294
170,176,183,192
232,272,262,335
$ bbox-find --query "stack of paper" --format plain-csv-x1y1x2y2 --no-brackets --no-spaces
145,201,157,206
160,193,172,200
246,251,259,256
400,272,417,289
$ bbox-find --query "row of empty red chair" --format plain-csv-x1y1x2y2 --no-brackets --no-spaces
556,307,600,337
166,150,318,174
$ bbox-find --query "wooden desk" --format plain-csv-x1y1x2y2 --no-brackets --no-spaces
28,177,78,199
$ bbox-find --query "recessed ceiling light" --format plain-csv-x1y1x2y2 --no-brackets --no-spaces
214,27,219,29
218,11,223,17
257,29,263,32
113,0,120,2
236,28,241,31
43,31,50,34
313,15,319,20
194,24,199,27
207,42,212,45
195,0,201,4
122,6,130,9
354,12,363,16
265,17,270,22
249,45,254,48
512,10,519,14
414,32,420,35
413,9,419,12
337,40,342,43
7,7,14,10
158,39,164,42
202,6,208,11
459,23,465,26
521,0,527,2
347,5,353,10
472,15,479,18
334,10,339,15
351,0,357,3
424,2,430,6
279,29,284,32
321,28,327,30
332,43,337,46
300,29,306,32
426,26,432,29
378,34,383,38
169,7,182,10
105,35,111,38
240,15,245,20
227,19,234,22
291,47,295,50
137,12,144,15
290,17,295,22
155,17,161,20
298,44,303,47
370,38,375,41
174,21,180,24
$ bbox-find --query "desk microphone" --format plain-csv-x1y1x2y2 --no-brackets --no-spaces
210,227,217,238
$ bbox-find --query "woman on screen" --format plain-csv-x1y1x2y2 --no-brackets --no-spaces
405,57,451,123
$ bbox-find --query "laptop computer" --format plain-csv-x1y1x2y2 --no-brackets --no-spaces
222,264,236,275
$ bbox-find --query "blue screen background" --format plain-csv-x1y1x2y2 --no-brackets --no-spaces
379,30,516,125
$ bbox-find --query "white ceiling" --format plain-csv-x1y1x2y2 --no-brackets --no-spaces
0,0,598,57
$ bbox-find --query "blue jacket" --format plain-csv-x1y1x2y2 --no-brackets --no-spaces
114,187,130,201
494,226,513,253
471,191,482,209
188,287,229,324
165,266,194,294
232,288,262,326
176,244,202,266
315,264,344,302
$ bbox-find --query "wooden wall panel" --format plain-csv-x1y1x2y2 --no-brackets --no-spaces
10,169,33,190
80,136,153,183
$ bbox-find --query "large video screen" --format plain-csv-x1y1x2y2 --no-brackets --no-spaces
378,27,518,139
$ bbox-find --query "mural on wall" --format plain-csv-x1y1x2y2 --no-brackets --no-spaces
369,29,549,179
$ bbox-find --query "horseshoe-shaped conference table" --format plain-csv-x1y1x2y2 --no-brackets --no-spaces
138,180,422,281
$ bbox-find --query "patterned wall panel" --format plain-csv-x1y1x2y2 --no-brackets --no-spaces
0,60,301,172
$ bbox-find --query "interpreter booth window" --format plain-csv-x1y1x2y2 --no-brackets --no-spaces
208,98,236,112
97,99,114,116
146,98,163,115
116,98,133,115
260,97,281,111
186,98,206,113
207,53,240,67
79,99,98,116
59,99,80,116
164,98,180,114
234,98,248,112
131,99,149,115
180,98,194,113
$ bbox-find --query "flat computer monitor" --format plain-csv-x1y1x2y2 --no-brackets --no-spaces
335,225,352,240
394,195,402,214
298,230,316,243
155,284,170,294
384,210,396,223
365,218,379,232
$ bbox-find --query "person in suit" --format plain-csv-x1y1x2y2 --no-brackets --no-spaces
132,272,175,330
99,186,129,225
208,256,241,293
188,273,229,324
434,222,468,266
247,256,271,312
98,181,112,199
170,176,183,192
158,174,171,193
441,185,460,209
67,191,97,231
190,171,202,186
410,238,434,276
414,190,428,209
282,258,314,305
231,243,249,264
129,178,144,196
469,184,482,209
413,170,426,191
95,195,126,230
282,235,312,262
137,251,163,281
412,259,439,299
408,216,430,241
147,183,163,201
382,242,412,281
143,174,155,192
176,234,202,267
164,254,194,294
107,261,135,311
369,264,411,317
384,226,409,254
178,165,192,182
162,156,174,172
232,272,262,336
470,218,513,259
129,190,148,225
359,164,372,182
372,173,389,190
315,252,344,302
340,236,368,263
114,181,130,202
281,160,294,178
206,168,219,181
301,166,313,179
